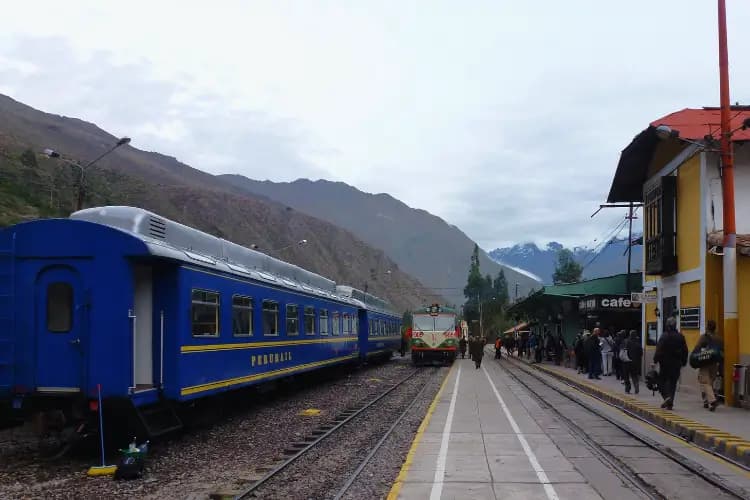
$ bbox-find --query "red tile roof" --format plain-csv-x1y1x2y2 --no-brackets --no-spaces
651,107,750,142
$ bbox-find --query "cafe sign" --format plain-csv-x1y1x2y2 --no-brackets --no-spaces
578,295,641,312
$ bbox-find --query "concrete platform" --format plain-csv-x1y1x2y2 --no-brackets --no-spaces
389,357,637,500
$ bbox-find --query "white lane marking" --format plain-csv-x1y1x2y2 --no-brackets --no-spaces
482,366,559,500
430,364,462,500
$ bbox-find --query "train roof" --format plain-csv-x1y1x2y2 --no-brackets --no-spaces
70,206,362,306
335,285,396,316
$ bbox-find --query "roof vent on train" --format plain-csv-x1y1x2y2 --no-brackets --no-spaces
70,206,337,292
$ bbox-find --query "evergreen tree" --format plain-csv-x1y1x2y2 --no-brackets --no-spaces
553,249,583,284
493,269,509,308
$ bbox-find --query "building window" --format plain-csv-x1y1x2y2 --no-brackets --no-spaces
644,176,677,275
232,295,253,337
287,304,299,336
263,300,279,336
47,282,73,332
332,312,340,335
320,309,329,336
304,306,315,335
192,289,219,337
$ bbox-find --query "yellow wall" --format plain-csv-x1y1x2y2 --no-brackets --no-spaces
680,280,701,350
739,258,750,357
677,156,701,273
646,140,688,178
645,302,656,323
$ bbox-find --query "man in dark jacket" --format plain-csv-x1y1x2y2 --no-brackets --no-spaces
586,329,602,379
654,317,689,410
622,330,643,394
472,336,485,369
574,332,586,374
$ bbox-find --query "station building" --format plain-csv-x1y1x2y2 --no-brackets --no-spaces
607,107,750,405
508,273,642,346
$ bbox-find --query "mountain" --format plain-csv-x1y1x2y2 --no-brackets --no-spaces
217,177,542,306
0,94,439,311
489,238,643,285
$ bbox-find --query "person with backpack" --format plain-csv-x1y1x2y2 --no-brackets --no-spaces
693,320,723,411
653,316,689,410
620,330,643,394
574,332,587,374
612,330,626,382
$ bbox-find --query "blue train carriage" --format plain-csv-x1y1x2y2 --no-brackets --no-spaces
335,286,402,361
0,206,363,438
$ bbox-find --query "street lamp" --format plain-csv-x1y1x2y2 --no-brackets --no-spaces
44,136,131,211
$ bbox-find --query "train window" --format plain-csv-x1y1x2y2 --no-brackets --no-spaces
342,314,350,335
353,316,358,335
286,304,299,336
232,295,253,337
332,312,340,335
192,289,220,337
262,300,279,336
47,282,73,332
320,309,329,336
304,306,315,335
379,320,384,336
369,319,374,336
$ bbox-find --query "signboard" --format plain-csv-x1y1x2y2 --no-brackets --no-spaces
631,290,657,304
679,307,701,330
428,304,441,316
578,295,641,312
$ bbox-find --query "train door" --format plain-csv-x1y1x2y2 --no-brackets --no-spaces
35,266,86,393
133,264,153,390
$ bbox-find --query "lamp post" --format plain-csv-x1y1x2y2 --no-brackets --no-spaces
44,137,131,212
717,0,738,406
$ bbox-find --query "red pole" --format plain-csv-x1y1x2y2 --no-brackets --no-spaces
718,0,739,406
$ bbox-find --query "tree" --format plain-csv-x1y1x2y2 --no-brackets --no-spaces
19,149,38,168
492,270,509,308
553,249,583,284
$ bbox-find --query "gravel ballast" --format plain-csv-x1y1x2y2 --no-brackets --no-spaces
0,358,440,500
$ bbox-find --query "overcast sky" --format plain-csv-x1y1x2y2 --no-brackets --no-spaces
2,1,749,250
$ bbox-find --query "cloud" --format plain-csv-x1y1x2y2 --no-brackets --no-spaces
1,0,749,253
0,35,329,182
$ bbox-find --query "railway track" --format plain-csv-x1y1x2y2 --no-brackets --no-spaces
499,357,749,500
230,366,442,500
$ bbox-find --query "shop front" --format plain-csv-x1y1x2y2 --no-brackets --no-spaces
578,294,642,335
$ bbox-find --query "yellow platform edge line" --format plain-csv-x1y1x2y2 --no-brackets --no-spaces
386,363,454,500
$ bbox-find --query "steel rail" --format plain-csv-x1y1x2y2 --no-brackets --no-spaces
500,357,748,500
333,367,439,499
234,367,428,499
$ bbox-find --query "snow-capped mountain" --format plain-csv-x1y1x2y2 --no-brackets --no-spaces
489,237,643,285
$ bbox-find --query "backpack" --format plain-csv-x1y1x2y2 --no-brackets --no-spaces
645,366,659,393
618,347,631,363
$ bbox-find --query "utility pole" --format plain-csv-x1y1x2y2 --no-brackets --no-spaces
626,202,636,293
718,0,738,406
478,293,483,337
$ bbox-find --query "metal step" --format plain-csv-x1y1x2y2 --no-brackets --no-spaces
134,401,183,437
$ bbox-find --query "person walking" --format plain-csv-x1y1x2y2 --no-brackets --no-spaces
459,336,467,359
600,331,614,376
495,336,502,359
574,332,586,374
554,334,565,366
587,328,602,379
472,336,485,369
654,317,689,410
695,320,723,411
622,330,643,394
